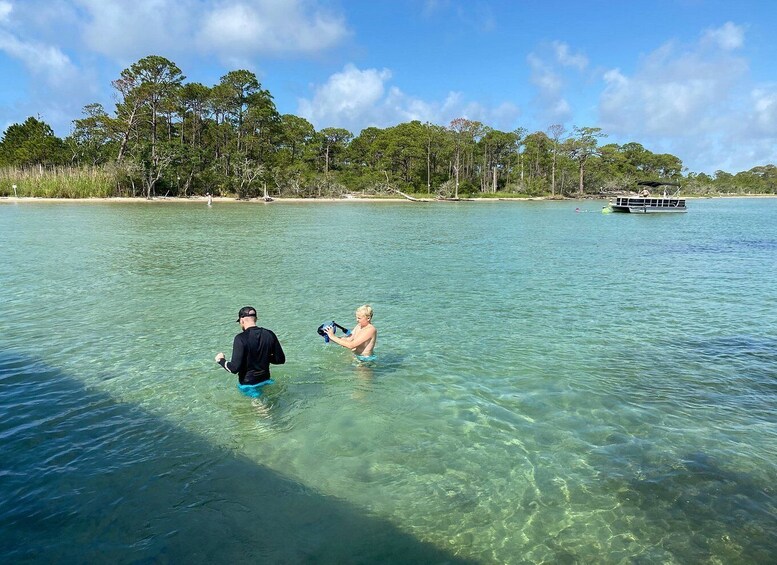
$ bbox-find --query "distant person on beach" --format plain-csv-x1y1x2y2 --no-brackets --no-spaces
325,304,377,361
215,306,285,395
207,193,213,206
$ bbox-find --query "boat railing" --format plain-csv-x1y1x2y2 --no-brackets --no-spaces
614,196,686,207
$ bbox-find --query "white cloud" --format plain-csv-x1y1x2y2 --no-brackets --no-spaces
422,0,495,33
0,1,88,90
297,63,520,133
0,30,73,80
526,43,583,125
527,53,562,91
751,87,777,133
298,64,391,129
702,21,745,51
72,0,348,63
715,86,777,172
198,0,348,58
553,41,587,70
0,1,12,23
77,0,193,61
596,23,770,173
0,30,96,137
0,0,351,138
0,1,83,49
0,1,103,134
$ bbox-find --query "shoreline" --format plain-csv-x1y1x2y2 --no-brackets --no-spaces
1,194,776,204
0,195,548,204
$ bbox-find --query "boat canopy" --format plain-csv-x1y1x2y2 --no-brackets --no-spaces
637,180,680,188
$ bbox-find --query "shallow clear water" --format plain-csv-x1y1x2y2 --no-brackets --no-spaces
1,198,775,563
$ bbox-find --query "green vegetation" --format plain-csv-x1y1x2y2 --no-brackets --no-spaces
1,55,775,199
0,165,119,198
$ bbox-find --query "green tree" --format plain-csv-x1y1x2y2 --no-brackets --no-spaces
112,55,185,197
649,153,683,179
243,90,281,166
278,114,315,166
479,128,517,193
347,126,382,169
381,121,426,188
0,116,67,167
178,82,212,147
547,124,565,197
591,143,632,191
317,127,353,174
448,118,482,197
345,126,389,190
69,103,116,166
509,127,528,188
422,122,449,193
567,126,606,196
213,70,266,152
523,131,552,186
209,70,280,194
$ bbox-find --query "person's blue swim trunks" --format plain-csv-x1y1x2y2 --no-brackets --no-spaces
237,379,274,398
355,354,377,362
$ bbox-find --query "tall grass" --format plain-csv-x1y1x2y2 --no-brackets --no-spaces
0,165,122,198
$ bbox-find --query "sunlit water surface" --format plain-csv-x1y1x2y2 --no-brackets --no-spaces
1,198,775,563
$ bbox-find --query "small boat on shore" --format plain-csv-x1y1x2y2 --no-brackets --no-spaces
606,181,687,214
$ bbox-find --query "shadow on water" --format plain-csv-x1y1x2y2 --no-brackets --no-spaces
609,452,776,564
663,238,777,255
0,353,476,564
354,353,408,378
679,334,777,363
654,335,777,405
580,333,777,562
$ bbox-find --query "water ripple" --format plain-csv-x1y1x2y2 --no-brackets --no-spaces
2,199,776,563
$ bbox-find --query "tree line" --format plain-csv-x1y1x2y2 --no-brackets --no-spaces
1,55,775,198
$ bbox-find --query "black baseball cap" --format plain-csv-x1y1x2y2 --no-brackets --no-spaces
236,306,257,322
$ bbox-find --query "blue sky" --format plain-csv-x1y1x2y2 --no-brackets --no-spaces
1,0,775,174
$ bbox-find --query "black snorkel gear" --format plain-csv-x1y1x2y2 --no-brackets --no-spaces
316,321,351,343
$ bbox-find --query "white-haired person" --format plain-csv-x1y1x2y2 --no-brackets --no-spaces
325,304,377,362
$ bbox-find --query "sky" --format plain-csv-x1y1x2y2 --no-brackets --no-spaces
0,0,775,175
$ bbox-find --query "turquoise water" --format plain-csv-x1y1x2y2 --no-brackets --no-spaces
1,198,775,563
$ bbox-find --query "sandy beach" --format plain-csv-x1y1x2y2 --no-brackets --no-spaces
0,195,541,203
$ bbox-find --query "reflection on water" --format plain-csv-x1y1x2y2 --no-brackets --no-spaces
1,199,776,563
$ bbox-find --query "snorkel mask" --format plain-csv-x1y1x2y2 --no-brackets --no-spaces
316,321,351,343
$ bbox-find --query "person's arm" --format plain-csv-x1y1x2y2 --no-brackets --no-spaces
326,325,374,350
215,335,244,373
324,325,351,348
269,331,286,365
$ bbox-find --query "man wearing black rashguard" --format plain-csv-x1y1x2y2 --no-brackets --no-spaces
215,306,285,396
